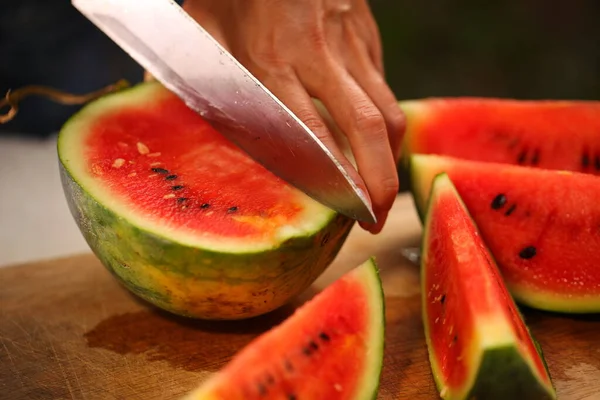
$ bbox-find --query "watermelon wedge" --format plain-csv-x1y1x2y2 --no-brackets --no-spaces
58,82,354,320
400,98,600,174
410,154,600,313
181,257,385,400
421,173,556,400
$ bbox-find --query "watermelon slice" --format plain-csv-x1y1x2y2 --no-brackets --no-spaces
421,173,556,400
58,82,354,320
410,154,600,313
181,257,385,400
400,98,600,174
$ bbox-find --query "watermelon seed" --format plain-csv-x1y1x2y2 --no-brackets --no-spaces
151,167,169,174
284,360,294,372
505,204,517,216
147,152,161,157
531,149,540,165
200,203,211,209
440,294,446,304
256,382,267,396
519,246,537,259
266,373,275,385
164,194,176,199
137,142,150,155
581,150,590,168
491,194,507,210
177,197,188,204
228,206,238,213
319,332,330,342
309,340,319,351
288,394,297,400
453,335,458,343
595,155,600,171
171,185,184,190
517,149,527,164
165,175,177,181
302,346,312,356
112,158,125,168
320,232,331,246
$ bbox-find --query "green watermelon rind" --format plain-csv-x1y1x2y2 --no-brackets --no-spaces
57,82,354,320
420,173,556,400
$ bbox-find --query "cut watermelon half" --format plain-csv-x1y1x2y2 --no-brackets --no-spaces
421,173,556,400
410,154,600,313
400,98,600,174
182,257,385,400
58,82,354,320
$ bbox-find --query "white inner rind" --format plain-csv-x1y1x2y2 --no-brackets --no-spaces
58,83,338,253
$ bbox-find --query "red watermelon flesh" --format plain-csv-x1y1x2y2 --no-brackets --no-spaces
66,83,331,252
400,98,600,174
422,174,555,400
182,258,385,400
411,154,600,313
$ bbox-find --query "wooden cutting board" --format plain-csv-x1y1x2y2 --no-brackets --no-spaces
1,194,599,400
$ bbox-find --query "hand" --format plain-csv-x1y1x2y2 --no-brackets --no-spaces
182,0,405,234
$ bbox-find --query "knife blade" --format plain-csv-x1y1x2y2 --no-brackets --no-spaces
71,0,376,223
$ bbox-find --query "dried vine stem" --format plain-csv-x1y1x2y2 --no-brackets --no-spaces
0,79,131,124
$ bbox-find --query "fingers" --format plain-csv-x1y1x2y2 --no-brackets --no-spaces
342,31,406,162
297,58,399,233
256,66,373,213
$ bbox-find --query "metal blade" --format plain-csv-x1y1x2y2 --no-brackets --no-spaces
72,0,376,223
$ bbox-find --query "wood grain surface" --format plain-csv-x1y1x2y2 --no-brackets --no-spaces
1,194,599,400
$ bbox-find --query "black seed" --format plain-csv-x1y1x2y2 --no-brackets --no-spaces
582,150,590,168
505,204,517,216
319,332,330,342
227,206,238,213
288,394,297,400
200,203,211,209
453,335,458,343
309,340,319,351
257,382,267,396
302,346,312,356
151,167,169,174
284,360,294,372
517,149,527,164
531,149,540,165
519,246,537,259
440,294,446,304
266,374,275,385
171,185,184,190
320,232,331,247
490,194,507,210
177,197,188,204
165,174,177,180
595,155,600,171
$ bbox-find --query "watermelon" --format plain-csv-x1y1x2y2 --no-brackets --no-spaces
421,173,556,400
182,257,385,400
58,81,354,320
400,98,600,174
410,154,600,313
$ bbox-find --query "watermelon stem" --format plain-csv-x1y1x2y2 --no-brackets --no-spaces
0,79,130,124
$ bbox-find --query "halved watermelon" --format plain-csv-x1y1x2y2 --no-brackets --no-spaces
410,154,600,313
400,98,600,174
182,257,385,400
421,173,556,400
58,82,354,320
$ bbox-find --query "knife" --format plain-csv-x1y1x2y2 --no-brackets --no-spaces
71,0,376,224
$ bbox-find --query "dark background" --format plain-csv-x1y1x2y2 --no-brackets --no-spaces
1,0,599,137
